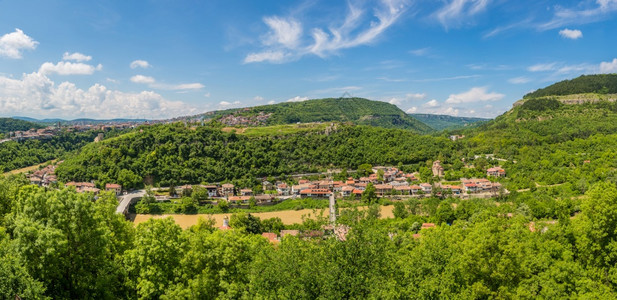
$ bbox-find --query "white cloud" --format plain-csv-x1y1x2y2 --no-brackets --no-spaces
559,28,583,39
130,75,204,90
245,0,407,63
508,76,531,84
219,100,242,108
204,92,211,97
286,96,309,102
130,60,151,69
424,99,440,107
254,96,264,101
268,100,276,104
62,52,92,62
0,72,196,119
599,58,617,73
244,51,288,64
39,61,102,75
130,75,155,84
0,28,38,59
387,98,400,105
160,83,204,90
406,106,418,113
434,0,492,29
528,63,557,72
445,87,504,104
406,93,426,100
263,17,302,48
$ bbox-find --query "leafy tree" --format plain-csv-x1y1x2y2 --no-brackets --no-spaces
123,218,184,299
8,187,131,299
0,228,46,299
230,213,263,234
393,201,409,219
362,183,377,204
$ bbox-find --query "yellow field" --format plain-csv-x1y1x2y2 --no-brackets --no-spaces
133,205,395,229
3,160,56,176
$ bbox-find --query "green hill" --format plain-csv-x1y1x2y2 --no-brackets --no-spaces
55,123,450,187
199,98,433,134
409,114,489,130
0,118,44,133
524,74,617,98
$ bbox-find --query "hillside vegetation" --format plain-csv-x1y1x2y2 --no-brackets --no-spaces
0,118,43,133
202,98,433,133
55,123,451,188
524,74,617,98
410,113,488,130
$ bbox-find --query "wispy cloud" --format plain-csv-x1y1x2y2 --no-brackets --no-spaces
538,0,617,31
508,76,531,84
528,63,557,72
130,74,204,90
0,28,38,59
311,86,362,95
527,58,617,78
434,0,492,29
410,75,480,82
244,0,408,63
487,1,617,37
409,47,430,56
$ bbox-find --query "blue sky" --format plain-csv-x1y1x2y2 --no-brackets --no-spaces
1,0,616,119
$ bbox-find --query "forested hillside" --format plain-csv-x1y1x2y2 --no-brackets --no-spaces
0,118,43,133
200,98,434,133
56,123,451,188
524,74,617,98
410,113,488,130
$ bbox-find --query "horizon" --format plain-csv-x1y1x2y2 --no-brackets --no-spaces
1,0,617,119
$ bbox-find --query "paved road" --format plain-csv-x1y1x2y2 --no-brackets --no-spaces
116,190,145,214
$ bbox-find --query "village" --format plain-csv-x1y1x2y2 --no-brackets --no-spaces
1,121,141,143
26,160,508,208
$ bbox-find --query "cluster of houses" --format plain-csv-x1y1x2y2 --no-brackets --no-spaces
26,161,123,196
64,182,123,196
175,165,506,205
6,121,143,143
27,164,58,187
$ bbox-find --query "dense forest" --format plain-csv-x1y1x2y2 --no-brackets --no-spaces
0,118,43,134
56,124,452,188
199,98,433,133
410,113,488,130
524,74,617,98
0,129,131,173
1,175,617,299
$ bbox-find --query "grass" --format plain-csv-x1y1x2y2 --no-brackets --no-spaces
240,123,328,137
3,159,56,176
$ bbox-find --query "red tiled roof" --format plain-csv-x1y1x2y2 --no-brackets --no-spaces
421,223,435,229
262,232,279,243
